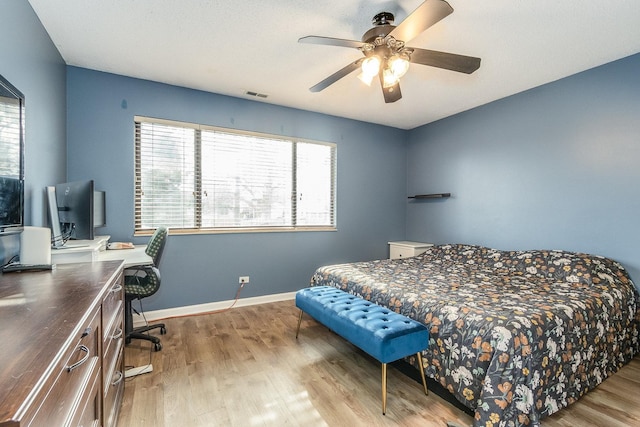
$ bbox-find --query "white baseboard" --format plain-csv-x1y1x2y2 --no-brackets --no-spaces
132,291,296,326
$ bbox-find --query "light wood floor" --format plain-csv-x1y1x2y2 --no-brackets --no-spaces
118,300,640,427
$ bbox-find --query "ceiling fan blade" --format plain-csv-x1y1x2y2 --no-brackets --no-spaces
378,73,402,103
410,48,481,74
389,0,454,43
309,59,363,92
299,35,365,49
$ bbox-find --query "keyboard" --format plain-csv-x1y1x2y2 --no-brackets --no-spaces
2,263,55,273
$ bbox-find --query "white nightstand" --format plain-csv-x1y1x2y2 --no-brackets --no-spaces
388,241,433,260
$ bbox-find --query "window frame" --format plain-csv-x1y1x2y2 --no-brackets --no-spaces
134,116,337,236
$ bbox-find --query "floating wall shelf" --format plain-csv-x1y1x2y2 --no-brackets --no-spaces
407,193,451,199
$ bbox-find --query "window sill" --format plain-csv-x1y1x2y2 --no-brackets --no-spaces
134,226,337,237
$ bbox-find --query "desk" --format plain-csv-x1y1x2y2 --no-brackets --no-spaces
52,235,152,268
51,235,110,264
96,246,152,268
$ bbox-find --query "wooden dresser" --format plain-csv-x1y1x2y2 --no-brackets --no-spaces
0,261,125,427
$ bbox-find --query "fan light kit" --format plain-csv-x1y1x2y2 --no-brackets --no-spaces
358,29,412,89
299,0,481,103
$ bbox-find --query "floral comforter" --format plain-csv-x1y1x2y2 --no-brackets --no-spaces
310,244,640,427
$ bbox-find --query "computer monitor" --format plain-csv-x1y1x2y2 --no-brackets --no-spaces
47,180,107,247
55,180,95,240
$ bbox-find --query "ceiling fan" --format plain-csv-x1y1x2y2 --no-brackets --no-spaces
299,0,481,103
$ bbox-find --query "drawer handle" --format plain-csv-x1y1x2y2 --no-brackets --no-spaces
111,370,124,386
111,327,123,340
66,345,90,372
110,284,123,294
81,326,92,338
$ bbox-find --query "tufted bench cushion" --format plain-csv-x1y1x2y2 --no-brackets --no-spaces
295,285,429,414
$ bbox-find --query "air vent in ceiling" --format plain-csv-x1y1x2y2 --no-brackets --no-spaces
245,91,268,99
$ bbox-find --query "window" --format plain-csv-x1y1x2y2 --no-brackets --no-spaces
134,117,336,234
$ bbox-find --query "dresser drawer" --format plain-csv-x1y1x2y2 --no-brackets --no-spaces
68,366,101,427
103,302,124,427
103,347,124,427
104,307,124,378
29,308,101,427
102,271,123,343
103,305,124,357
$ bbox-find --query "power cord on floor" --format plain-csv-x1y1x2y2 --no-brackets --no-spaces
158,281,248,321
208,281,247,314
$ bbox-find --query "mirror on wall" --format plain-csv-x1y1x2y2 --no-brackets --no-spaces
0,73,25,180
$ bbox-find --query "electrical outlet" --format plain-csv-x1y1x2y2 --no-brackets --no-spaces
239,276,250,284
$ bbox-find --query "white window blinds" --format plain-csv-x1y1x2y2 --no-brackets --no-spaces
295,142,336,226
135,117,336,233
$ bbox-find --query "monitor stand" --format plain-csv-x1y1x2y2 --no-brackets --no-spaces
52,242,89,250
50,236,111,265
51,235,89,249
51,235,110,251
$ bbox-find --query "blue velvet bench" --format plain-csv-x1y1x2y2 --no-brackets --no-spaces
295,286,429,414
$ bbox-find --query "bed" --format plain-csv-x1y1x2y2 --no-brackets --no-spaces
310,244,640,426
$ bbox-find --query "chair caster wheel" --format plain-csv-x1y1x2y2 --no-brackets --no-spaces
160,326,167,335
153,342,162,351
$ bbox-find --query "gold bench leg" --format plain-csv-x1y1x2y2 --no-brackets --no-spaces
417,352,428,395
295,310,303,339
382,354,427,415
381,362,387,415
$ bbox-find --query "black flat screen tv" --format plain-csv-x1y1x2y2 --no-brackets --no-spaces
0,73,25,236
0,177,23,235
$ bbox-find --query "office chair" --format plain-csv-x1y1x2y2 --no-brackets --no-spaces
124,226,168,351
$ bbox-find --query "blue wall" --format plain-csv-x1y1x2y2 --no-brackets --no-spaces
407,53,640,288
6,0,639,309
66,68,408,310
0,1,66,263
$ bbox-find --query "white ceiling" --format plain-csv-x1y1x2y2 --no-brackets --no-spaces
28,0,640,130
